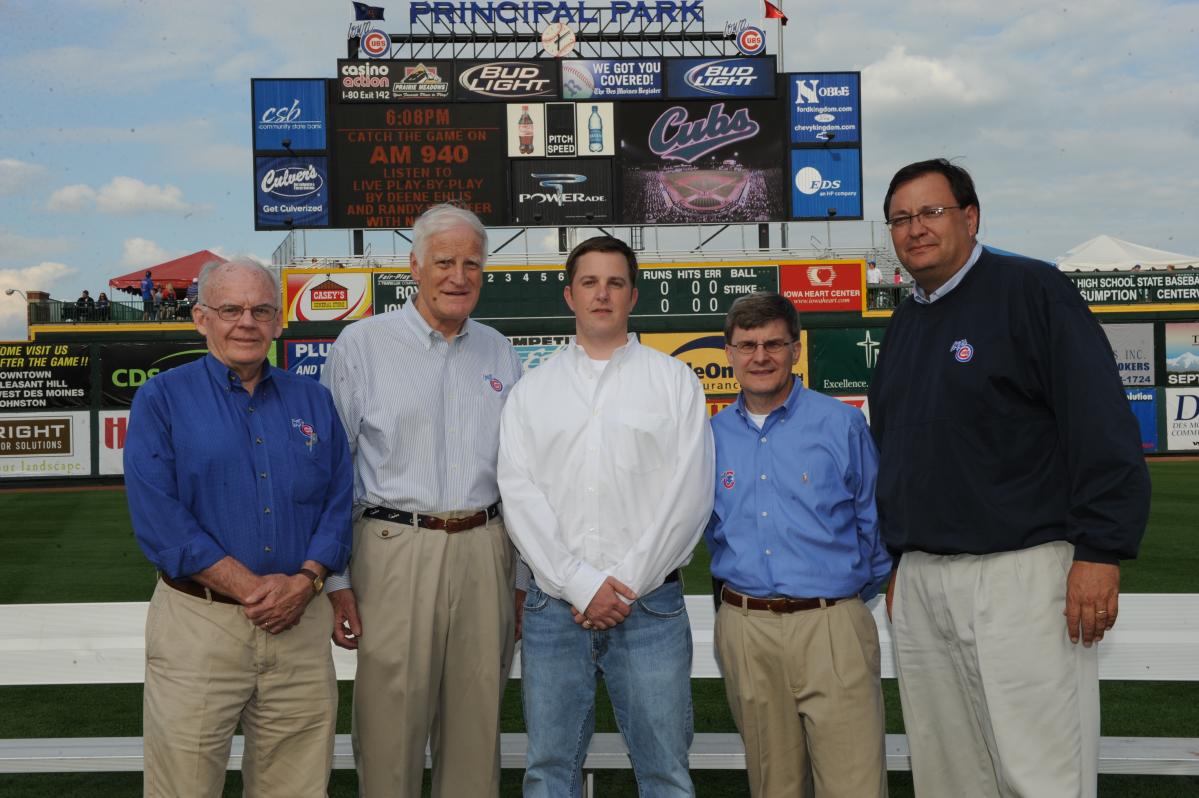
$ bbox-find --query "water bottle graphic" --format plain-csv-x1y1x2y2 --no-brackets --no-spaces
588,105,603,152
518,105,534,154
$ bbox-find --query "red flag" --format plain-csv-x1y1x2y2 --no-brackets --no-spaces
764,0,789,25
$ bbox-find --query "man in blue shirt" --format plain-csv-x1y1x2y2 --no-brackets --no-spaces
140,270,154,320
706,292,891,797
125,258,352,797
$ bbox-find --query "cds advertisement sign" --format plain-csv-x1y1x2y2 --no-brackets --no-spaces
789,72,860,144
790,148,862,220
0,411,90,479
100,342,209,406
253,79,327,151
562,58,663,99
511,160,613,225
666,57,776,99
620,100,786,224
1124,389,1158,453
456,61,557,101
337,59,452,102
285,340,335,381
254,156,329,229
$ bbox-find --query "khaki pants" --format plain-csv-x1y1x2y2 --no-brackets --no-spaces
893,541,1100,797
143,579,337,798
351,512,515,797
715,596,888,798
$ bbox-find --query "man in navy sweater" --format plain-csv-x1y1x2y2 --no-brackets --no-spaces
868,159,1150,797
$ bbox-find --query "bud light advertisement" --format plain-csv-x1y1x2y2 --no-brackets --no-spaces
665,57,776,99
620,100,785,224
790,148,862,221
252,79,328,151
254,156,330,230
789,72,861,145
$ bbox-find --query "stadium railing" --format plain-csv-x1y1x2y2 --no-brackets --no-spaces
2,595,1197,789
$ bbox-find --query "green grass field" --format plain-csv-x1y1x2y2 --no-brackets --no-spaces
1,460,1196,796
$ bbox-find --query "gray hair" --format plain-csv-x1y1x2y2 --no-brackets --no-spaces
723,292,800,343
197,258,281,306
411,204,488,266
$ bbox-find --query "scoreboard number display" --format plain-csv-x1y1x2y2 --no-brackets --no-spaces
635,266,778,320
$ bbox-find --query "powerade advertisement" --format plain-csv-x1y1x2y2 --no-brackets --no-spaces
665,57,776,99
620,100,786,224
254,156,330,229
1125,389,1158,453
252,79,327,151
510,160,614,225
790,148,863,220
562,58,663,100
789,72,860,145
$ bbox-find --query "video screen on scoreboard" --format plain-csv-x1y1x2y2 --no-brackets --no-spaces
619,99,786,225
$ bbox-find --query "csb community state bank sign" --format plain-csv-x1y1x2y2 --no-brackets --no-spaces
409,1,704,24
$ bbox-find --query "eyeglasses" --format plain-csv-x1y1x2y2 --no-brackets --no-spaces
201,303,279,322
885,206,961,230
730,339,795,355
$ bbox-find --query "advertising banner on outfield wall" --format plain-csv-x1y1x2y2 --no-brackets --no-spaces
620,100,786,225
790,148,863,220
1069,272,1199,305
373,271,418,314
0,343,91,410
665,57,777,99
252,79,327,150
1124,389,1158,453
640,332,808,396
99,409,130,475
835,394,870,424
779,261,864,312
0,411,91,478
561,58,663,100
455,60,558,102
254,156,330,230
285,270,373,322
1101,323,1155,386
1165,321,1199,386
100,342,209,406
510,159,614,226
284,340,335,381
807,328,885,393
789,72,861,145
1165,387,1199,451
336,59,452,102
509,335,571,372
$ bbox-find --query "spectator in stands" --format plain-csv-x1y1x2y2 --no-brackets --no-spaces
140,270,154,319
892,267,903,285
74,290,95,321
866,259,884,309
153,285,164,320
321,204,523,797
185,276,200,308
498,236,714,798
1132,263,1142,271
163,282,178,319
124,258,352,797
868,158,1151,797
706,292,891,797
95,292,110,321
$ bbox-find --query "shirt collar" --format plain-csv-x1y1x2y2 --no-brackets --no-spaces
400,297,471,349
203,353,274,393
567,332,638,365
913,242,984,304
734,374,804,426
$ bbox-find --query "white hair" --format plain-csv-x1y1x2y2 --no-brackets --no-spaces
411,204,488,266
197,258,280,305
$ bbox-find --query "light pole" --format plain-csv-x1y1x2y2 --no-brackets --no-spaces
4,288,27,301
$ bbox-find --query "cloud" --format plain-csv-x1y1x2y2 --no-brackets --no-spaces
119,238,174,269
0,262,78,342
0,158,43,195
46,176,200,214
0,229,72,262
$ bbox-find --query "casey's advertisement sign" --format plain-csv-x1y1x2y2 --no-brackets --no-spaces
285,270,373,322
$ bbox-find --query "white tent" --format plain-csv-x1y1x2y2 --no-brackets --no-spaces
1055,235,1199,272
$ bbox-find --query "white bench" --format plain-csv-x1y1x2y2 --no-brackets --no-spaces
2,595,1197,782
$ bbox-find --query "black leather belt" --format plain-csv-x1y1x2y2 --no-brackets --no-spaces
362,502,500,533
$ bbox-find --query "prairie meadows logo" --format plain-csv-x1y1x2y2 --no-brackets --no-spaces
951,339,974,363
485,374,504,392
291,418,319,448
721,470,736,489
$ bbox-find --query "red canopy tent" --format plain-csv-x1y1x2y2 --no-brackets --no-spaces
108,250,226,296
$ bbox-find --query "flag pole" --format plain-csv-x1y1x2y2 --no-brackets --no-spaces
776,1,785,72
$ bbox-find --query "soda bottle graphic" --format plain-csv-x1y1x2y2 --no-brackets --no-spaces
588,105,603,152
518,105,534,154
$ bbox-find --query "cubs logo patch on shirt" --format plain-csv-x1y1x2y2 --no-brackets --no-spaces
484,373,504,392
950,338,974,363
721,470,736,489
291,417,319,448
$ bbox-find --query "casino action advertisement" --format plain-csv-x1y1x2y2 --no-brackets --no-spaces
0,411,91,479
620,99,786,225
285,270,373,322
254,156,330,230
330,103,507,228
337,59,452,103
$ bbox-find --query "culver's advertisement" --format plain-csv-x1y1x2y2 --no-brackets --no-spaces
665,57,776,99
254,156,330,229
562,58,662,99
284,270,373,322
252,79,327,151
789,72,860,145
790,148,862,220
510,160,613,226
620,100,786,225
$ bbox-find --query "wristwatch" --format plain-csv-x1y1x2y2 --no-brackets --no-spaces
298,568,325,595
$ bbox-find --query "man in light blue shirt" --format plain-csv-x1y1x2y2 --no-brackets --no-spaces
706,292,891,797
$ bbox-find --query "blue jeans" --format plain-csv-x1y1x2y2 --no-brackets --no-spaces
521,578,695,798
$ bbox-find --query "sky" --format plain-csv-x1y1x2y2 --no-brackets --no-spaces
1,0,1197,340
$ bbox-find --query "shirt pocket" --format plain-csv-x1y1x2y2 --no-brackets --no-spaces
608,409,674,474
288,438,332,507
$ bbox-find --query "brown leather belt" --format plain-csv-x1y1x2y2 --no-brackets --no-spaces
161,573,239,605
362,502,500,533
721,585,845,614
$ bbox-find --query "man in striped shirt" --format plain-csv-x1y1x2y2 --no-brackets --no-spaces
321,204,522,797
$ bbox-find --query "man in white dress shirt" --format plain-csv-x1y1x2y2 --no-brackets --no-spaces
498,235,715,797
321,204,522,797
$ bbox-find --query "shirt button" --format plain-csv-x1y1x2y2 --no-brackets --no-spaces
264,546,272,552
761,511,768,517
260,472,267,479
765,549,772,555
248,406,255,413
760,436,767,443
381,529,390,537
256,437,263,444
760,474,767,480
264,507,271,514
